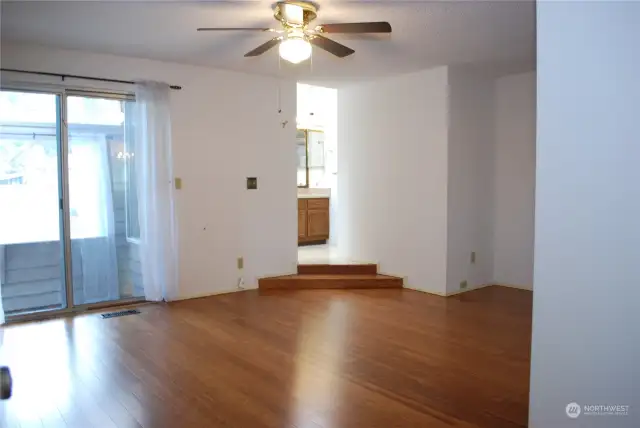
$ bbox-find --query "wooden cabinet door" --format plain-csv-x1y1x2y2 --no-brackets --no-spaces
298,210,307,238
307,209,329,239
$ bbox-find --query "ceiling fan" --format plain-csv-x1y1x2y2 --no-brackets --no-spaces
197,1,392,64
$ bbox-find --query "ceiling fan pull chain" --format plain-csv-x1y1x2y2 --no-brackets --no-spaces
277,80,282,114
276,53,282,114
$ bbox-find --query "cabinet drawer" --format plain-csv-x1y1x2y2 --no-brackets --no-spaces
307,198,329,210
298,199,307,210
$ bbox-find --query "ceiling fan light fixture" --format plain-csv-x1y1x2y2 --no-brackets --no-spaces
282,3,304,24
279,36,312,64
199,2,390,61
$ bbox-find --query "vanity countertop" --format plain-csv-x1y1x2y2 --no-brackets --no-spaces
297,188,331,199
298,195,330,199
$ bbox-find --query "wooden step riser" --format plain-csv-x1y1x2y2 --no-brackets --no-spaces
297,264,378,275
259,277,402,290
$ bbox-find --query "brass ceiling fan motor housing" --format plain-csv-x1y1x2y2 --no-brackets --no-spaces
273,1,319,27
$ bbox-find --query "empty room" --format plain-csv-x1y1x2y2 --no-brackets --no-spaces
0,1,638,427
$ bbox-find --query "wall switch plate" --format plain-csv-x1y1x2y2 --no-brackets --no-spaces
247,177,257,190
237,257,244,270
471,252,476,264
460,280,468,289
174,177,182,190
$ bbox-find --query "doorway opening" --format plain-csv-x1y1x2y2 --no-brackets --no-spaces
295,83,347,264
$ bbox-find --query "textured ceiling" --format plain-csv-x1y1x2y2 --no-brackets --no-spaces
0,0,535,84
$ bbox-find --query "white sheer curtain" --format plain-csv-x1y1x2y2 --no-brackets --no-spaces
70,136,120,304
134,82,178,301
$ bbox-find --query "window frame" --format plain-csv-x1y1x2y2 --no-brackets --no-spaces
121,100,140,244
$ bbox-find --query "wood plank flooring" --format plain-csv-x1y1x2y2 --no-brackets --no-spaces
0,286,532,428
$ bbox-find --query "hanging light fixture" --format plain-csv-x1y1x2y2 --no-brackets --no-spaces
279,31,312,64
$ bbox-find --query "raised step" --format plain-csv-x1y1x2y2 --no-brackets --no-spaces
297,264,378,275
259,274,403,290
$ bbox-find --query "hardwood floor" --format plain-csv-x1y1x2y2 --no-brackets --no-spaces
0,286,532,428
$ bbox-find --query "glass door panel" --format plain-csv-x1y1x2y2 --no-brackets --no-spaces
0,90,67,315
66,94,144,305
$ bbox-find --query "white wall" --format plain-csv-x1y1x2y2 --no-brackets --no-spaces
1,43,298,298
493,72,535,289
338,67,449,294
531,2,640,427
446,66,495,294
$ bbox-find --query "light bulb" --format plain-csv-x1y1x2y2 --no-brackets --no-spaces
279,37,312,64
283,3,303,25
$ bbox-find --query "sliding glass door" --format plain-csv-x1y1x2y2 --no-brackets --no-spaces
0,88,144,319
66,94,143,305
0,90,67,315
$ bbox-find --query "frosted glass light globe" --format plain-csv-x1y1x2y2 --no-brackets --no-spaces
279,38,312,64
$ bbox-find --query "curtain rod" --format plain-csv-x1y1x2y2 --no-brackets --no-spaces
0,68,182,90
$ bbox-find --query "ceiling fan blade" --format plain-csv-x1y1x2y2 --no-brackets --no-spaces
197,27,271,31
317,22,392,34
310,35,355,58
244,37,282,57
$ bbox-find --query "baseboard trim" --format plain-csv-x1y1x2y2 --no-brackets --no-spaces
298,239,328,247
493,283,533,291
402,285,447,297
171,287,250,302
168,282,532,302
444,283,493,296
403,283,502,297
